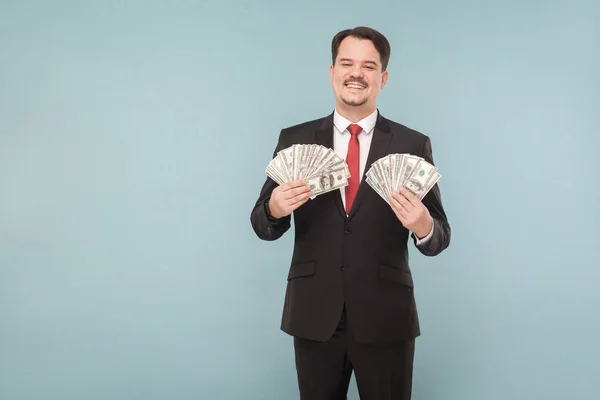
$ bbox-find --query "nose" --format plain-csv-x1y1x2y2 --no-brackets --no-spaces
349,65,364,78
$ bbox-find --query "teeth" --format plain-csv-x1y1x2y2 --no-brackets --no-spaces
347,84,365,89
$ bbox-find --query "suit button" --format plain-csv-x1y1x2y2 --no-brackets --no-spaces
340,265,346,271
344,226,352,235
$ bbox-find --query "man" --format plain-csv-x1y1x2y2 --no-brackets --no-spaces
250,26,451,400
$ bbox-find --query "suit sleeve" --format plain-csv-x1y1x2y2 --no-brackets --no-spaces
249,130,292,241
412,136,451,256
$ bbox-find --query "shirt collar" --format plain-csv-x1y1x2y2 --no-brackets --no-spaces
333,108,378,135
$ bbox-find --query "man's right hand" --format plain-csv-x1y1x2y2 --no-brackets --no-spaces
268,180,313,219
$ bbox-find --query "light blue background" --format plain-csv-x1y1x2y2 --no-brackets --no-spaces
1,1,599,399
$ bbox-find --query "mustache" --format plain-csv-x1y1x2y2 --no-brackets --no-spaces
344,79,368,87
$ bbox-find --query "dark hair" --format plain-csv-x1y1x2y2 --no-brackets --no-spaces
331,26,391,71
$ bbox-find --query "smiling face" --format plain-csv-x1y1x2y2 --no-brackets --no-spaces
329,36,388,117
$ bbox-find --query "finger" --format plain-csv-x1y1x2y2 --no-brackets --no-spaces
390,195,408,217
283,180,312,191
292,193,311,206
392,191,412,211
286,185,312,201
289,194,311,210
291,191,312,204
391,201,408,224
282,183,311,199
293,184,313,195
284,186,312,201
397,187,420,207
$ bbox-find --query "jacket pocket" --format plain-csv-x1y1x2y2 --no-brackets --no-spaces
287,261,316,280
378,264,414,287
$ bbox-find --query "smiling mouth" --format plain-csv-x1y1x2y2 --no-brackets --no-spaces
345,81,367,90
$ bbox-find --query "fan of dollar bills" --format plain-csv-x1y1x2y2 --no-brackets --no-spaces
266,144,350,198
366,153,441,203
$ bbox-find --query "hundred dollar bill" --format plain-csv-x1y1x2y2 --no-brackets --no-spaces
380,155,393,198
310,146,331,177
402,161,437,199
398,155,422,189
418,171,441,200
265,144,350,200
392,154,404,192
277,147,294,181
266,156,287,184
365,153,442,204
306,167,348,198
366,171,390,205
303,145,318,178
370,160,386,199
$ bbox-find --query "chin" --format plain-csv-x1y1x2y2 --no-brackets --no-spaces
341,96,369,107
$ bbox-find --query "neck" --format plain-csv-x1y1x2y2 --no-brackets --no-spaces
336,104,376,123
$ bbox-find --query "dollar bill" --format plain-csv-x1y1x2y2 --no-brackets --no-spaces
366,170,390,205
306,166,349,198
266,144,351,200
267,147,441,204
365,153,441,203
403,161,436,199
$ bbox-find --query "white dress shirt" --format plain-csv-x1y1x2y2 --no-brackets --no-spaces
332,109,433,244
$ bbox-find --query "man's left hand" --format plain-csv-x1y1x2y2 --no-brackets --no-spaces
390,187,433,239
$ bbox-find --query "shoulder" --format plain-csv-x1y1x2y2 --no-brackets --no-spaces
381,114,430,144
280,114,332,136
380,114,439,160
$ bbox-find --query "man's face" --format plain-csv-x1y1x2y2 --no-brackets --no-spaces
329,36,388,112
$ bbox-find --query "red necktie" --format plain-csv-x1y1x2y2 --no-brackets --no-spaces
345,124,362,214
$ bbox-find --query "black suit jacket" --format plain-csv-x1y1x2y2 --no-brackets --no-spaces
250,111,451,344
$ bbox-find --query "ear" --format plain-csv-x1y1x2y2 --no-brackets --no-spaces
381,70,389,89
329,64,334,82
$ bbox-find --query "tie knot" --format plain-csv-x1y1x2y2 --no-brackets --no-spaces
347,124,362,136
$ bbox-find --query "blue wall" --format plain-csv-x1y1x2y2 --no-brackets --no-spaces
1,1,598,399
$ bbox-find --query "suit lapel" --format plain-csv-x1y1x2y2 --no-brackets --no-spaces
347,112,392,220
314,113,347,220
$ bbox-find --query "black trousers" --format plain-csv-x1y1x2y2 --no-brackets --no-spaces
293,308,415,400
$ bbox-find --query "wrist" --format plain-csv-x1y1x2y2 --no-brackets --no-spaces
415,217,433,239
266,199,282,220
